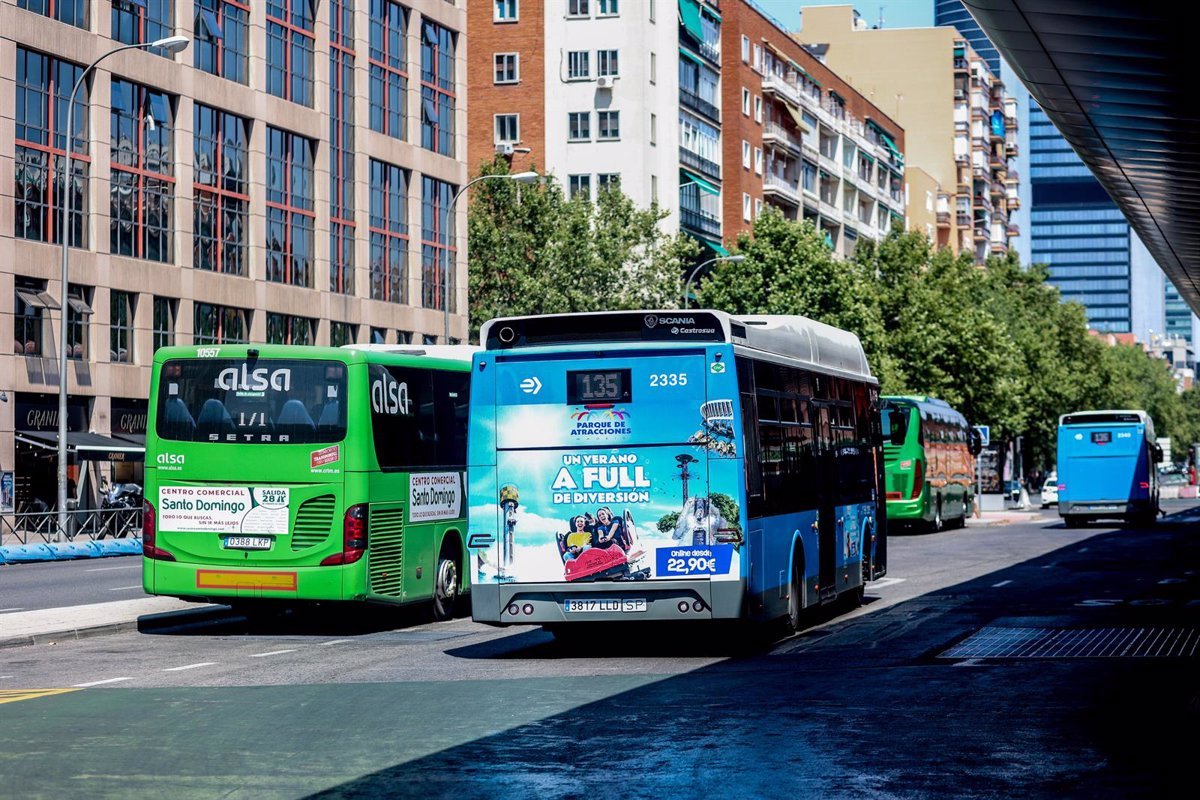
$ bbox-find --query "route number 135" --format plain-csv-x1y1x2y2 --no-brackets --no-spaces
649,373,688,387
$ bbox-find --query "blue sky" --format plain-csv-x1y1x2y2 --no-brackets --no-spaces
750,0,933,32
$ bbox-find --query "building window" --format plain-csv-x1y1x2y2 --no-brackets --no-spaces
421,176,457,311
368,0,407,139
742,88,750,116
743,193,752,222
598,0,618,14
19,0,88,28
112,0,173,56
420,20,457,157
567,51,590,80
568,111,590,141
569,174,591,200
597,49,619,77
396,330,413,344
153,296,176,352
370,326,387,344
495,114,519,144
193,303,248,345
598,173,620,193
331,0,356,296
66,285,92,360
753,44,762,71
266,313,315,345
650,52,657,83
195,0,249,83
754,147,763,175
742,140,751,169
110,290,135,363
650,112,657,145
651,174,658,203
495,0,517,21
13,279,57,357
332,321,358,347
494,53,519,84
649,0,655,22
755,198,763,218
110,79,174,263
597,110,620,140
741,35,750,63
370,159,409,304
265,0,315,106
754,96,763,123
568,0,589,17
193,105,248,275
14,48,89,248
422,334,439,346
265,126,315,287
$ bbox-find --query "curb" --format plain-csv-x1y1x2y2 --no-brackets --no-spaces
0,604,234,651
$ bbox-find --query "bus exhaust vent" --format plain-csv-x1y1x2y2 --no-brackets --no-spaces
939,626,1200,660
369,506,405,597
292,495,336,551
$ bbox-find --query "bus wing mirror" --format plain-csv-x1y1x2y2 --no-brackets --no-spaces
968,429,983,456
888,412,906,446
1153,443,1165,463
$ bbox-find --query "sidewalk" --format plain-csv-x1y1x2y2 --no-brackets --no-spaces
0,598,225,649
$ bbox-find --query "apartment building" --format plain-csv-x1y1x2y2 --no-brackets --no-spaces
470,0,725,254
797,5,1019,263
720,0,906,258
0,0,468,512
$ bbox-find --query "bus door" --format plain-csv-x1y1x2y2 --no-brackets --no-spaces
813,403,837,603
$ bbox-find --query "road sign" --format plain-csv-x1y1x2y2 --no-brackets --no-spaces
974,425,990,448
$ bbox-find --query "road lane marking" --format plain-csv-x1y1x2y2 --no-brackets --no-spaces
0,608,25,614
0,676,15,680
320,639,352,646
74,677,133,687
952,658,987,668
163,662,216,672
867,577,906,590
107,585,144,591
992,580,1013,587
0,689,80,705
249,649,297,658
86,565,141,572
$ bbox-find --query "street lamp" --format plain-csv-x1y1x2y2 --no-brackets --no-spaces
682,254,745,309
56,34,189,541
442,171,540,343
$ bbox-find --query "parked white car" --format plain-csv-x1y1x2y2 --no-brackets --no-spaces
1041,474,1059,508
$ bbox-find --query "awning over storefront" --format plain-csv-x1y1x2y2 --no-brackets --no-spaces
16,431,146,462
680,168,720,196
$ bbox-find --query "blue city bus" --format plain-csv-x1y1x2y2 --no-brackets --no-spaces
466,310,887,633
1057,410,1162,527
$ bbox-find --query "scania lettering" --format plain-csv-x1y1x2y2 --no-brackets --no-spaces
143,344,475,619
468,310,887,633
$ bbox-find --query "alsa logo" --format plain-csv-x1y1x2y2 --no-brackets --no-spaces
157,453,185,466
214,364,292,392
371,373,412,416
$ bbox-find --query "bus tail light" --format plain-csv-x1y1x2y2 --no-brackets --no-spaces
142,500,175,562
910,461,924,500
1139,481,1150,490
321,504,369,566
886,491,902,501
1058,484,1066,492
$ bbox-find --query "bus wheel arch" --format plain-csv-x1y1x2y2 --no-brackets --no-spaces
787,541,807,633
433,529,464,621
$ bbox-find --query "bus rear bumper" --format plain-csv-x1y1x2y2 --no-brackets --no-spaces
1059,501,1147,518
885,497,927,521
143,559,365,603
471,579,745,624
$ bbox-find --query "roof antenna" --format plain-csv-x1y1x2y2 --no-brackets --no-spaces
877,6,885,29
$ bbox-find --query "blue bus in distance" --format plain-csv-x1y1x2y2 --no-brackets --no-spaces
466,310,887,633
1057,410,1162,527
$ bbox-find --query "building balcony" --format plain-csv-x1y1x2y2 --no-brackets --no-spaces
1007,222,1021,237
1005,141,1018,157
1005,168,1020,184
1007,194,1021,210
936,210,951,228
763,173,801,204
954,57,969,72
956,212,971,227
698,39,721,66
762,74,801,109
991,239,1009,254
763,122,802,155
680,87,721,124
973,225,989,242
680,206,722,240
680,147,721,180
974,193,993,212
990,179,1006,196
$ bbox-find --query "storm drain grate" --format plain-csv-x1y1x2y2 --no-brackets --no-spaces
939,626,1200,660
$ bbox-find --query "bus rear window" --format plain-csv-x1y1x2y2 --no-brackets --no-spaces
156,359,347,444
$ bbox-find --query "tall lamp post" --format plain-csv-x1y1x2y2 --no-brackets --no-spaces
442,171,540,343
57,35,189,541
682,254,745,309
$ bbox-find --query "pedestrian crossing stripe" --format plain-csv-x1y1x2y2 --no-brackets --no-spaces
0,689,80,705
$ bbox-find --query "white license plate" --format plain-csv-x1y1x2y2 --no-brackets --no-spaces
223,536,273,550
563,598,647,613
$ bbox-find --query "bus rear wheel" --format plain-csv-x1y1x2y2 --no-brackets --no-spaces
432,547,461,622
787,550,805,633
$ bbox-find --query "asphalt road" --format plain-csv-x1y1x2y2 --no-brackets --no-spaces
0,556,146,613
1,501,1197,799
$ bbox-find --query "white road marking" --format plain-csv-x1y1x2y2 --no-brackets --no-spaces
107,585,143,591
992,580,1013,587
320,639,352,646
952,658,987,668
249,649,297,658
867,577,906,590
0,676,14,680
86,565,140,572
74,677,133,687
1079,548,1089,553
0,608,25,614
163,662,216,672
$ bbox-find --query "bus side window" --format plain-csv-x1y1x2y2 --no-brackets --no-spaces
433,371,470,467
738,358,764,518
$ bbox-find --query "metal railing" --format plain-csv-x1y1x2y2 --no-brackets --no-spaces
680,206,722,239
680,147,722,180
680,87,721,123
1,507,142,545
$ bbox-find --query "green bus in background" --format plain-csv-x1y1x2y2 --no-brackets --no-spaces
881,395,979,531
142,344,473,619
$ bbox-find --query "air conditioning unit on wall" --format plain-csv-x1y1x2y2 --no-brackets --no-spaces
495,143,515,156
596,76,615,89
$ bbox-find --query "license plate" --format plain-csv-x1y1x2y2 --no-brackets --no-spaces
223,536,272,550
563,598,647,613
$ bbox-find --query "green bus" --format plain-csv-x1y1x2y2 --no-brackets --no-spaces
142,344,473,619
881,395,977,531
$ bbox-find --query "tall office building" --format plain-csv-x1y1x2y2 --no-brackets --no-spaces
935,0,1195,343
1,0,469,511
797,5,1019,263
